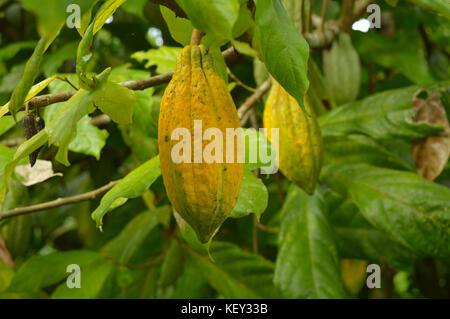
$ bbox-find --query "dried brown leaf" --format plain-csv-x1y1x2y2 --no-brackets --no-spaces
411,90,450,181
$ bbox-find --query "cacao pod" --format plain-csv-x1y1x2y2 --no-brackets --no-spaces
323,33,361,105
158,45,243,243
263,79,323,195
23,113,38,167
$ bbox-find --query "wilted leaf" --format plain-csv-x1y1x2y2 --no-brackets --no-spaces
411,90,450,181
14,160,62,186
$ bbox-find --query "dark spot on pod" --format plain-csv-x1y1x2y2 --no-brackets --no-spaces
35,116,45,132
165,135,169,142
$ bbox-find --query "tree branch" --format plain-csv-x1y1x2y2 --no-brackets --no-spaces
17,47,238,112
0,180,119,221
237,78,272,125
148,0,187,18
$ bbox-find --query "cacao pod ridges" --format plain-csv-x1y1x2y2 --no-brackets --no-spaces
158,45,243,243
263,79,323,195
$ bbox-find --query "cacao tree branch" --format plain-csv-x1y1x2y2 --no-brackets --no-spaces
147,0,187,18
11,47,238,112
0,180,119,221
237,78,272,121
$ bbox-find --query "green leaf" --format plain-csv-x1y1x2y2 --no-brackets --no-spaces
158,239,183,288
19,0,94,46
160,6,194,46
186,242,279,298
51,258,115,299
274,186,346,298
9,37,46,119
210,47,228,83
0,262,14,293
0,75,58,118
131,46,181,74
0,130,48,203
354,30,435,85
8,250,101,293
102,207,170,264
42,42,78,77
407,0,450,20
93,81,137,125
93,0,127,34
231,40,258,57
68,116,109,160
231,168,268,219
319,83,449,140
175,0,240,46
325,192,417,268
46,89,96,166
121,0,148,19
254,0,309,110
232,1,253,38
0,41,37,61
321,163,450,258
91,155,161,227
323,134,415,170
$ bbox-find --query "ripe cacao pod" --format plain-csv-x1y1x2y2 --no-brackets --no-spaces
263,79,323,195
323,33,361,105
158,45,243,243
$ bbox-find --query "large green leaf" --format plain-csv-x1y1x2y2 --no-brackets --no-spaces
160,6,194,46
93,81,137,125
323,134,415,170
321,163,450,258
319,84,449,140
274,185,346,299
186,242,279,298
325,191,417,268
102,207,171,264
8,250,101,293
91,155,161,227
253,0,309,110
175,0,240,47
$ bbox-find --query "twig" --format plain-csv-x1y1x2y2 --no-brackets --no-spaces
299,0,304,34
148,0,187,18
339,0,354,34
320,0,328,32
306,0,312,34
0,180,119,221
237,78,271,121
228,70,256,93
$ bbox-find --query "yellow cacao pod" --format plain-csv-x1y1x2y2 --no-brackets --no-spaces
263,80,323,194
158,45,243,243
